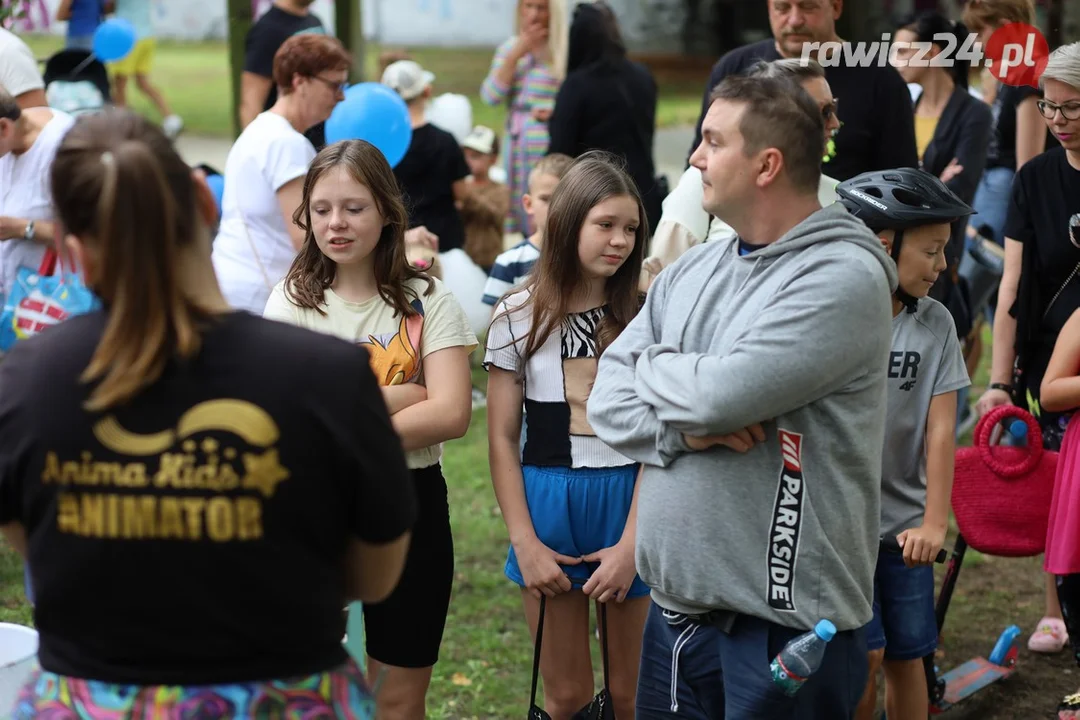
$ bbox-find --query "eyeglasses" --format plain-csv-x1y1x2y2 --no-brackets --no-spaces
1070,213,1080,250
311,76,349,94
822,101,838,122
1037,99,1080,121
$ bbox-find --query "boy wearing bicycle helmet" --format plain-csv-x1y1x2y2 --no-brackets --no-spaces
839,168,974,720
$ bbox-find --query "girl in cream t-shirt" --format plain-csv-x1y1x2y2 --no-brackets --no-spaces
262,139,475,720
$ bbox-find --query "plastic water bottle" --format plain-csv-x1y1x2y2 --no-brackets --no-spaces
770,619,836,696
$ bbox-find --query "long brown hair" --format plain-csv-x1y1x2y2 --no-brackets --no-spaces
283,140,433,317
503,151,647,361
50,109,212,412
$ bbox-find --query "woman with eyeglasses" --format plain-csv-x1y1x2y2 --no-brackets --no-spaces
975,42,1080,659
890,11,992,432
212,33,350,315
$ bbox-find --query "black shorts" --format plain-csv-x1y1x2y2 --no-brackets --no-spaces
363,463,454,668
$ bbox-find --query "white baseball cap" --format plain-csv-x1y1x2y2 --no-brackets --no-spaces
381,60,435,101
462,125,498,155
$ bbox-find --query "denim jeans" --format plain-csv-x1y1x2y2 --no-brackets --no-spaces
635,602,868,719
967,166,1015,328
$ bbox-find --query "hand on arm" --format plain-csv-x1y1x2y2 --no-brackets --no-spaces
897,390,957,567
487,367,580,598
634,259,890,435
388,346,472,451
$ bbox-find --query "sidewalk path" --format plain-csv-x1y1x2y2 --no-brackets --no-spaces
177,126,696,185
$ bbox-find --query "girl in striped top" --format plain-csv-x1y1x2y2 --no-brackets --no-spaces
480,0,566,236
484,152,648,719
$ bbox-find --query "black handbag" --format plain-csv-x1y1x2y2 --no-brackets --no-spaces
528,596,615,720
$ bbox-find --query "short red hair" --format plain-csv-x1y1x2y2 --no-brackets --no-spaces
273,34,352,94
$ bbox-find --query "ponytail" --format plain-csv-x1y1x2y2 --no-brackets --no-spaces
50,109,209,412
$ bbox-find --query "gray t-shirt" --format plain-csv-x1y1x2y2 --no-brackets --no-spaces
881,298,970,538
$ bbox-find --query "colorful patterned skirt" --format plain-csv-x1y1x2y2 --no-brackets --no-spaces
11,658,375,719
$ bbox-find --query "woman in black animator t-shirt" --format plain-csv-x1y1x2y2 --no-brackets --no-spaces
0,109,416,719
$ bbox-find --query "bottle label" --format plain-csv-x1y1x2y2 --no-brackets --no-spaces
770,657,805,697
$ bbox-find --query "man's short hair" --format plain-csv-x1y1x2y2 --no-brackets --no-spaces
707,74,824,194
530,153,575,187
744,57,826,84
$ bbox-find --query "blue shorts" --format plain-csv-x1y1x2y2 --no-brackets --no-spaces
505,464,650,598
864,547,938,660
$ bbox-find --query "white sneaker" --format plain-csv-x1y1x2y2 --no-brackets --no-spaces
162,114,184,140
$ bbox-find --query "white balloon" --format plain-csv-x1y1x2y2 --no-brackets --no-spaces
438,249,491,337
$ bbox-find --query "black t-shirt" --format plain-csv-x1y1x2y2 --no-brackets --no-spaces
548,59,662,231
0,311,416,685
1004,146,1080,364
986,83,1042,171
394,123,471,252
244,6,327,149
688,39,919,181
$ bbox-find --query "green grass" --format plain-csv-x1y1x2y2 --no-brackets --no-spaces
21,35,704,138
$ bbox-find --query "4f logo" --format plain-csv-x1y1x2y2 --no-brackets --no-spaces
889,351,921,391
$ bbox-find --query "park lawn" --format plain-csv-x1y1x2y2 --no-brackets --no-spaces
4,328,1080,718
20,35,705,139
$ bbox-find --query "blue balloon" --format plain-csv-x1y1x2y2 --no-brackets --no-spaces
205,174,225,217
93,18,137,63
324,83,412,167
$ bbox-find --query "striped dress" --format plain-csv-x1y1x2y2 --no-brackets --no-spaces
480,37,560,236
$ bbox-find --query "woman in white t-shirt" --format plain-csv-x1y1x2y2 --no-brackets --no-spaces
212,33,351,314
0,90,75,303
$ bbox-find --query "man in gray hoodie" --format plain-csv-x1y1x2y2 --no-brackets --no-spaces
587,73,899,718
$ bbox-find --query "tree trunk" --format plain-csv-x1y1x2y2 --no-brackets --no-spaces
227,0,254,139
336,0,365,82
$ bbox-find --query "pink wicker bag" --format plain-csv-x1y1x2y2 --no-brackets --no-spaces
952,405,1058,557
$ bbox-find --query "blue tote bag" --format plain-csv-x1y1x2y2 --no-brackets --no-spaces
0,247,100,352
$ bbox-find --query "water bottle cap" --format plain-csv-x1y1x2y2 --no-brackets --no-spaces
814,619,836,642
1008,419,1027,439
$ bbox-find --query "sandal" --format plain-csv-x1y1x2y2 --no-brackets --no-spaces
1058,691,1080,719
1029,616,1069,654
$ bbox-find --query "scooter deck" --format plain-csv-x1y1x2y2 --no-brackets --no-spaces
932,657,1016,711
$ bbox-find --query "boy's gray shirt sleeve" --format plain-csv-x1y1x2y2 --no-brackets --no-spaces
587,269,690,467
633,252,893,436
933,313,971,395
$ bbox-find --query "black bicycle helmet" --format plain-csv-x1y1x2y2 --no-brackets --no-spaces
837,168,974,312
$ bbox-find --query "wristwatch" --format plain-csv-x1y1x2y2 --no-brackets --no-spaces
989,382,1013,394
22,220,34,242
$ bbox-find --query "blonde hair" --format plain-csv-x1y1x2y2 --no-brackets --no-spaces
1041,42,1080,91
515,0,572,80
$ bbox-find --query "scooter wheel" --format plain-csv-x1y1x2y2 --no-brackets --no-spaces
988,625,1022,666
